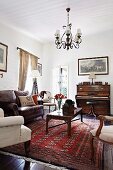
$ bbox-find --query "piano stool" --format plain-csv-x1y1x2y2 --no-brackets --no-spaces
86,101,97,117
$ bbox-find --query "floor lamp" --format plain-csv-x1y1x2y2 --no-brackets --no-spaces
31,70,40,95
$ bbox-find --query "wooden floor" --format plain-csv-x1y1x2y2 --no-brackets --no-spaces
0,148,113,170
0,152,69,170
0,153,46,170
0,149,112,170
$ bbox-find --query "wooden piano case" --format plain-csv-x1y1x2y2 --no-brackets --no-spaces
75,83,110,116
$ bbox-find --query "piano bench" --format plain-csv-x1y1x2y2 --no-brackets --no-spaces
86,101,97,117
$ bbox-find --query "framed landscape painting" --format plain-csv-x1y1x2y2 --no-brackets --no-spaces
78,56,109,75
0,42,8,72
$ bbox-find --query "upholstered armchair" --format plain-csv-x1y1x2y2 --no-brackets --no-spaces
0,108,31,156
39,91,56,112
90,115,113,162
39,91,54,103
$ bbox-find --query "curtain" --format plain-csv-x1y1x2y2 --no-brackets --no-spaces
30,55,38,70
30,55,38,94
18,50,29,91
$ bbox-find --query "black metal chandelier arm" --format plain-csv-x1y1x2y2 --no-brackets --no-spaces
75,36,82,44
71,42,79,49
60,31,66,42
55,41,66,49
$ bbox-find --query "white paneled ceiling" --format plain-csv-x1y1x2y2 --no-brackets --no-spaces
0,0,113,42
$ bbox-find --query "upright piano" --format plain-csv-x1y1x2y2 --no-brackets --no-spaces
75,82,110,116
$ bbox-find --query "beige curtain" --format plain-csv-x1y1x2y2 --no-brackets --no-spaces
18,50,29,91
30,55,38,70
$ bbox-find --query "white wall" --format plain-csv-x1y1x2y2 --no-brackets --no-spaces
0,22,113,114
42,30,113,114
0,23,43,90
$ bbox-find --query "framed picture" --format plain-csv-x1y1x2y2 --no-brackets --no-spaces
37,63,42,76
78,56,109,75
0,42,8,72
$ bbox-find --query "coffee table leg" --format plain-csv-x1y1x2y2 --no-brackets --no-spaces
67,119,71,137
49,106,50,113
81,112,83,122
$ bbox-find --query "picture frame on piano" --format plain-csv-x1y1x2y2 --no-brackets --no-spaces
78,56,109,75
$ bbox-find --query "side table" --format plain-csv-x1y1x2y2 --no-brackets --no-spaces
43,103,56,113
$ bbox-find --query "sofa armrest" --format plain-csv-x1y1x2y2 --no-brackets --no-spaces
7,103,19,116
0,116,24,127
104,115,113,121
0,108,4,117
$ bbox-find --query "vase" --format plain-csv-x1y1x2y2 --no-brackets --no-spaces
57,99,62,112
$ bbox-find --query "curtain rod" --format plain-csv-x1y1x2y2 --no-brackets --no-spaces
17,47,40,59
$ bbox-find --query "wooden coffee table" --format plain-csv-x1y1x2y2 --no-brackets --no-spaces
46,107,82,137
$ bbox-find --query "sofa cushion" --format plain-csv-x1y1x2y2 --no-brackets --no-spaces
14,90,29,106
18,105,44,123
0,90,16,103
18,95,36,107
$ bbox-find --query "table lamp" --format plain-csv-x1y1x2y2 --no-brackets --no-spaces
89,72,96,85
31,69,40,95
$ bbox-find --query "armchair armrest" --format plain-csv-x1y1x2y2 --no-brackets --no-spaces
7,103,19,116
95,115,113,137
103,115,113,121
0,116,24,127
0,108,4,117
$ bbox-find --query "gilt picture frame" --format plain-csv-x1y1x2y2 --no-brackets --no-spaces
78,56,109,75
0,42,8,72
37,63,42,76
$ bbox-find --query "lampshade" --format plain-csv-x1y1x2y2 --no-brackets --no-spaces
31,70,40,78
89,72,96,79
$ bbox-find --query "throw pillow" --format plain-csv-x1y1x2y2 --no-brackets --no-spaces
32,95,38,105
18,95,36,107
14,90,29,106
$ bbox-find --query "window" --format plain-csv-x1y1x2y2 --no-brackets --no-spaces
53,65,68,97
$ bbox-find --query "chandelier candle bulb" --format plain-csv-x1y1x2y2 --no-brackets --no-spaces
75,34,78,41
77,28,82,34
66,29,71,34
55,30,60,36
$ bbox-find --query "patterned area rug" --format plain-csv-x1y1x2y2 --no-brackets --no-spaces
2,116,103,170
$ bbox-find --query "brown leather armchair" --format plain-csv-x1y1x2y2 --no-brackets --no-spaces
0,90,44,123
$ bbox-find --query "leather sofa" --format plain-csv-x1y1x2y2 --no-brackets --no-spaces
0,90,44,123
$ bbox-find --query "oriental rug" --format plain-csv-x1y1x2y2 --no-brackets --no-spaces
1,116,103,170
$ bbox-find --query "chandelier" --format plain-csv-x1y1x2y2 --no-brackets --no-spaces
55,8,82,50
